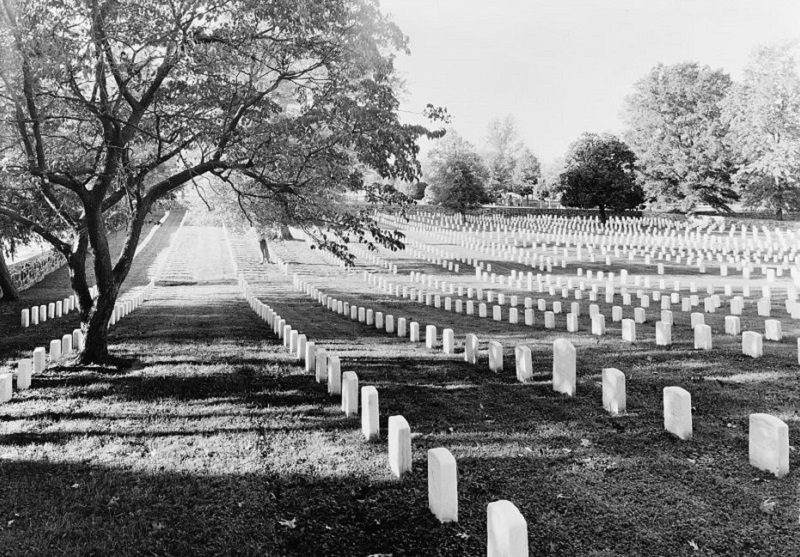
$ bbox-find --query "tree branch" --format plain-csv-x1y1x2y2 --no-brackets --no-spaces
142,159,224,207
0,205,72,254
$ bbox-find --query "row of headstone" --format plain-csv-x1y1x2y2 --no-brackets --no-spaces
360,266,800,366
359,234,799,331
393,211,800,290
397,209,799,262
241,274,468,531
481,333,791,480
2,283,153,405
362,217,800,338
369,256,798,483
272,243,793,554
662,386,789,477
363,220,800,340
19,289,96,328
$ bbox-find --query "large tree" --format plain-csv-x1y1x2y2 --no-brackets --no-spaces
512,146,541,196
722,44,800,220
557,133,643,223
482,115,540,198
0,0,443,365
425,130,489,214
484,116,522,198
537,157,565,201
623,62,739,212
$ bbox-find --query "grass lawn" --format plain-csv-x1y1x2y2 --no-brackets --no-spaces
0,219,798,556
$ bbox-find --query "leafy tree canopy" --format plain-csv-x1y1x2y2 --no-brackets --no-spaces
558,133,643,223
623,62,738,212
513,146,541,196
722,43,800,220
425,130,489,214
0,0,444,363
483,115,540,197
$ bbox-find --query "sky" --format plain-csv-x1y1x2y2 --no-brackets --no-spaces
379,0,800,165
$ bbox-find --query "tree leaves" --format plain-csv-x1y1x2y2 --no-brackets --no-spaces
557,133,643,223
721,44,800,220
623,63,738,211
425,130,490,214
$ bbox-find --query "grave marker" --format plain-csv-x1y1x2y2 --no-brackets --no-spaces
17,360,32,390
342,371,358,416
327,355,342,395
388,415,412,477
443,329,455,355
0,373,11,404
315,348,328,383
664,387,692,440
566,313,579,332
305,341,316,371
428,448,458,523
61,334,73,355
489,341,503,372
621,319,636,342
49,339,62,362
426,325,438,349
72,329,83,352
524,309,534,326
465,334,479,364
742,331,763,358
725,316,741,336
602,368,626,414
410,322,421,342
765,319,782,341
552,339,576,396
694,324,712,350
591,314,606,336
656,321,672,346
749,414,789,478
487,500,528,557
361,386,380,441
515,346,532,382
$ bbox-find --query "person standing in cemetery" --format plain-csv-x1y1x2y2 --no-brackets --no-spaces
259,236,273,264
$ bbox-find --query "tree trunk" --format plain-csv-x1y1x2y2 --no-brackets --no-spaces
278,224,294,240
78,284,119,364
598,204,607,224
77,203,150,366
77,201,119,365
0,249,20,301
774,188,784,221
67,233,93,322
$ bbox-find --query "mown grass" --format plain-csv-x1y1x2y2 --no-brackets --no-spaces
0,227,799,556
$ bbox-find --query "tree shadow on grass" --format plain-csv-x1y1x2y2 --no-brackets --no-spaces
0,456,486,557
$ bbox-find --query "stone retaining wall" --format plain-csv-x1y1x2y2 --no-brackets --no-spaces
8,249,65,292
